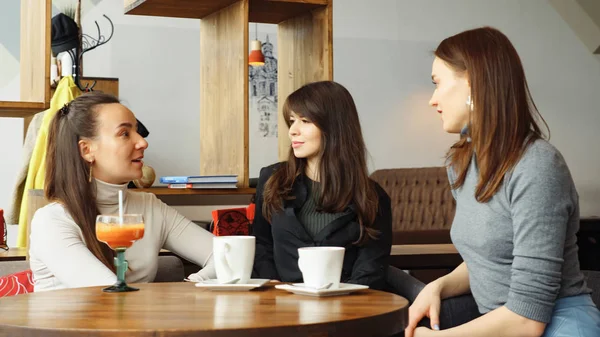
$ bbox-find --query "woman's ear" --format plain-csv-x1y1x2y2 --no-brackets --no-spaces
78,139,95,163
466,72,472,91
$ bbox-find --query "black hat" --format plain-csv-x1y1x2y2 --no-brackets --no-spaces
136,118,150,138
51,13,79,55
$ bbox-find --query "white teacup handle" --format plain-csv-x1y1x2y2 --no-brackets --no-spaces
219,242,233,278
297,255,306,273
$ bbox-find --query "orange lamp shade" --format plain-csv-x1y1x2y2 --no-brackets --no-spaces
249,40,265,66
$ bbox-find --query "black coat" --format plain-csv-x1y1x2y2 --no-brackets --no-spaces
251,164,392,290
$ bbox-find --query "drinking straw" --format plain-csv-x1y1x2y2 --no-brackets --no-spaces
118,190,124,224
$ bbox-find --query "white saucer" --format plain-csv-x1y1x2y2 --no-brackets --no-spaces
194,278,270,291
275,283,369,297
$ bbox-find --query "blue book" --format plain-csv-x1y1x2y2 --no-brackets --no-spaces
159,175,238,184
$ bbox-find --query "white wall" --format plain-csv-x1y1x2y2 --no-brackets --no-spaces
0,0,20,101
79,3,208,224
82,1,202,186
0,0,23,245
1,120,23,247
334,0,600,216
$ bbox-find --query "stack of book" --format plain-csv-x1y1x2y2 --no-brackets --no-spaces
159,175,238,189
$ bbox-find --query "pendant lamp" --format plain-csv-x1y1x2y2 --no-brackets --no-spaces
249,23,265,66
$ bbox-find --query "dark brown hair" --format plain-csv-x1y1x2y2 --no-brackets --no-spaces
262,81,379,244
436,27,548,202
45,92,120,271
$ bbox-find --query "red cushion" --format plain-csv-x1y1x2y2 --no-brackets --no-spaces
0,269,34,297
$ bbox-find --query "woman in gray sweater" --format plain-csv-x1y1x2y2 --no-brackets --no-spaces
404,27,600,337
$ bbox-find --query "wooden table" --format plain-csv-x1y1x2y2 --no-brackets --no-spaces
390,244,462,270
0,247,27,261
0,282,408,337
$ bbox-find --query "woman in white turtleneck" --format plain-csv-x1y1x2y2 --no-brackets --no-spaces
29,93,215,292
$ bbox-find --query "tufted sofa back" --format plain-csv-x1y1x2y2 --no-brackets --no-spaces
370,167,456,244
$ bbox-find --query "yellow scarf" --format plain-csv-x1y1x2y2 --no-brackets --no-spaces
17,76,81,247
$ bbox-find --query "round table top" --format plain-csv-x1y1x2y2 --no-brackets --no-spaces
0,282,408,337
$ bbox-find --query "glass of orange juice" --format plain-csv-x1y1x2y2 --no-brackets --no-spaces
96,214,145,292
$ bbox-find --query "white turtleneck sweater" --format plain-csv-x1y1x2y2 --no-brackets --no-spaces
29,179,216,292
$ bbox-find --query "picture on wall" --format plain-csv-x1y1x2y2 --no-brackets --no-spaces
249,31,279,179
249,35,278,138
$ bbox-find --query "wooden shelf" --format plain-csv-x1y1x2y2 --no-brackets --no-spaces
29,187,256,207
0,101,48,118
125,0,236,19
134,187,255,196
250,0,327,23
133,187,256,206
0,247,27,262
125,0,328,23
50,77,119,98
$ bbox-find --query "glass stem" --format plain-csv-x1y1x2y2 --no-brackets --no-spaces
115,248,127,285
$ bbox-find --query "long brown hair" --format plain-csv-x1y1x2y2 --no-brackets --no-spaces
436,27,549,202
262,81,379,244
45,92,120,271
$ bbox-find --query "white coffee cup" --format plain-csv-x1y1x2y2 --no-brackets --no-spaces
297,247,345,289
213,236,255,284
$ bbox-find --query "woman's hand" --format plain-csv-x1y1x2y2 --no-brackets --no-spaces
405,281,443,337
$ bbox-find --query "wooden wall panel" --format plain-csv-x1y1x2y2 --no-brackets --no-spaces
20,0,50,103
200,0,250,187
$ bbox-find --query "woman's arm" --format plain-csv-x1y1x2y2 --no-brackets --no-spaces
436,262,470,299
158,198,216,281
406,262,471,336
29,206,117,288
415,306,545,337
348,187,392,290
251,167,280,280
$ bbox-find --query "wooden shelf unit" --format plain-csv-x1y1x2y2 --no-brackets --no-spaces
134,187,256,206
136,187,256,196
27,187,255,210
0,1,51,112
0,102,49,118
0,0,51,138
49,77,120,98
0,3,118,129
124,0,333,188
125,0,327,24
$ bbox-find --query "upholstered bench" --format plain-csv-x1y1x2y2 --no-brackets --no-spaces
370,167,455,245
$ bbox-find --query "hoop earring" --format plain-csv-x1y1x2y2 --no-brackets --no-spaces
466,95,474,112
89,162,94,183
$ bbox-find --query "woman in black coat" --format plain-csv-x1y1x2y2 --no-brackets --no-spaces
251,81,392,290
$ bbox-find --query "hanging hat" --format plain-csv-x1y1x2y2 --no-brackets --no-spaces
136,118,150,138
51,13,79,55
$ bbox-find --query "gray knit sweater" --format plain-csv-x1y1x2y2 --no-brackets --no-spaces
297,178,350,239
448,139,589,323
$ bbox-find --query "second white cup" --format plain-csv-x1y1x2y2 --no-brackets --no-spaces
298,246,345,289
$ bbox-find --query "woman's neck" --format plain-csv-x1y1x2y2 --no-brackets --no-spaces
305,157,320,182
94,178,128,208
